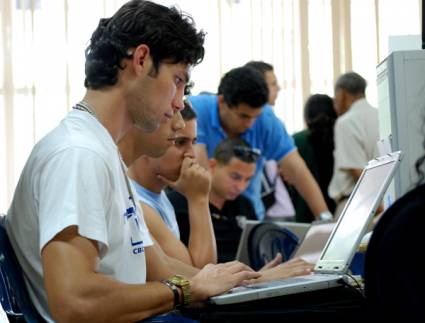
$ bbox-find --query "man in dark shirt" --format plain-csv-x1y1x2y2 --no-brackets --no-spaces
168,137,259,262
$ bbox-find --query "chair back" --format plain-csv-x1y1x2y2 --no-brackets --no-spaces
0,215,40,322
248,222,299,270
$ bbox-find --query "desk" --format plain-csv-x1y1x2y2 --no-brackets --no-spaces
182,286,365,322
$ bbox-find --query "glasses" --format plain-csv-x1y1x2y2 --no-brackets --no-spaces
233,145,261,161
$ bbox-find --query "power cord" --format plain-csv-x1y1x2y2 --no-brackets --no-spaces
337,273,365,299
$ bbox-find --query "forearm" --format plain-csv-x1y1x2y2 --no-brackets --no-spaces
43,240,175,323
145,241,199,281
62,278,175,323
349,168,363,182
187,197,218,267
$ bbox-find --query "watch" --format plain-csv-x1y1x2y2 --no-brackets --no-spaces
319,211,333,221
167,275,191,307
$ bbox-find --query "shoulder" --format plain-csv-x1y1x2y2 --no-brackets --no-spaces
293,129,309,144
40,111,116,164
189,95,217,112
256,105,280,123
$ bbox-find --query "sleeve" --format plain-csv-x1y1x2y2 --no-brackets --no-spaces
38,147,111,253
334,118,369,169
261,108,296,162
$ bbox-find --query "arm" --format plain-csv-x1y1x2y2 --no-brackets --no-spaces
144,235,200,280
279,150,328,219
349,168,363,182
42,226,177,323
158,157,217,267
142,203,194,266
43,226,260,323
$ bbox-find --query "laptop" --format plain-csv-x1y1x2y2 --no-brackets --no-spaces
209,151,402,305
291,221,336,264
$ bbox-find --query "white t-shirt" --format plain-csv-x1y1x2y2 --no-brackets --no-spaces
329,98,379,201
0,302,8,322
6,110,153,323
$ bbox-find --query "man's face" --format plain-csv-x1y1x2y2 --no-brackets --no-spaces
264,70,280,106
218,98,263,136
334,88,347,116
152,119,197,181
131,110,186,159
127,57,190,133
210,157,256,201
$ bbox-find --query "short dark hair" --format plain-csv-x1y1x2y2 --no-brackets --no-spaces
181,100,197,121
244,61,274,78
335,72,367,95
85,0,206,89
213,137,260,165
218,66,269,109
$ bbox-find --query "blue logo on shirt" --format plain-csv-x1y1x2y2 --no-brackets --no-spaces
123,200,144,254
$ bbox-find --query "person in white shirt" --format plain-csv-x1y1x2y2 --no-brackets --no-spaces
5,1,259,322
329,72,379,217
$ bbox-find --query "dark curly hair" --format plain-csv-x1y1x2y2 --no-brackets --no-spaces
218,66,269,109
84,0,206,89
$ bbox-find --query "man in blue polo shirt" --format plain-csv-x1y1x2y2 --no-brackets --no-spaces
190,66,331,220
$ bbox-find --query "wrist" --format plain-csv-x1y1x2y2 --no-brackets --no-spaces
188,276,206,303
187,196,209,213
160,280,180,308
167,275,191,307
319,210,333,221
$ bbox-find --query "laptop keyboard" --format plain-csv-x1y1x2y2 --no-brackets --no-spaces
245,277,310,289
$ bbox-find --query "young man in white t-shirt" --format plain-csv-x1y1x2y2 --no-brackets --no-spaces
5,1,260,322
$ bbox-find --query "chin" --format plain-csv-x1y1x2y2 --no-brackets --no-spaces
226,194,238,201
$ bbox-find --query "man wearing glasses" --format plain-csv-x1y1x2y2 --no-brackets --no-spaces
189,66,332,222
169,137,259,262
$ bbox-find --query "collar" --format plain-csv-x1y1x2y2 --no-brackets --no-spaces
350,98,368,110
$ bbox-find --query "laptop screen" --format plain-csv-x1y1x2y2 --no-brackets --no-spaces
319,159,396,264
292,222,335,263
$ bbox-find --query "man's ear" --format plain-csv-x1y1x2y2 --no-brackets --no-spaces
131,44,151,74
217,95,226,111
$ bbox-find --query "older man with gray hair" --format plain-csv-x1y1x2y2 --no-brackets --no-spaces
329,72,379,217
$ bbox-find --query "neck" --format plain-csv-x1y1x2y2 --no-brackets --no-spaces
81,89,133,143
127,158,164,194
209,188,225,210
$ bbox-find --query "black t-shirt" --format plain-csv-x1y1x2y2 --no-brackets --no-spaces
166,189,257,263
364,183,425,320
